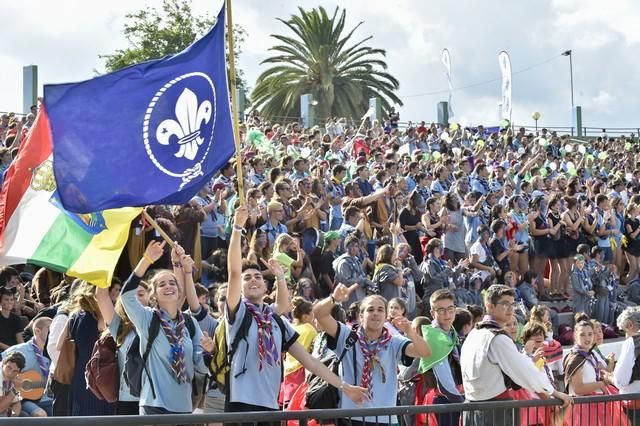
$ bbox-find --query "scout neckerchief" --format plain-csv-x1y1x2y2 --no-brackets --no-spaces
154,309,187,384
356,325,393,399
243,299,279,371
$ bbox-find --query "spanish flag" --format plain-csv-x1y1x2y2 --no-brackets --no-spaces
0,108,141,287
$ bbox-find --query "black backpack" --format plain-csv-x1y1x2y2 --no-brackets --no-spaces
306,326,358,409
124,312,197,398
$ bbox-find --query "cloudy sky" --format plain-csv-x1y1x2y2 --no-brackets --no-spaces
2,0,639,130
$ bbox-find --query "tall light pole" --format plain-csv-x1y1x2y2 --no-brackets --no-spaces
562,50,574,109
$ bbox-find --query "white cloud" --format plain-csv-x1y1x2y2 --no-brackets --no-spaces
585,90,614,114
1,0,639,130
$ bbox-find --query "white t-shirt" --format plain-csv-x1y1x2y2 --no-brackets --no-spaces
470,241,491,281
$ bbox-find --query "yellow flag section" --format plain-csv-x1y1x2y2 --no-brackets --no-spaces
65,208,142,287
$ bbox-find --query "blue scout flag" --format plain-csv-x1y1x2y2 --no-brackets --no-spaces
44,5,234,213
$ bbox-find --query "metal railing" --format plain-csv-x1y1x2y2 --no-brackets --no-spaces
4,392,640,425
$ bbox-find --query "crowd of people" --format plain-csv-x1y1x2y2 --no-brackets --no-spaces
3,105,640,425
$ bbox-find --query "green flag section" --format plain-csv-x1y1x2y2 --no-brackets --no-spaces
418,325,457,373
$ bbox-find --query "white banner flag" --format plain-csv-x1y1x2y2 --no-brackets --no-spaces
441,49,455,118
498,51,512,121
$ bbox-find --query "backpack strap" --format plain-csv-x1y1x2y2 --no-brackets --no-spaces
184,313,197,339
223,309,253,404
227,310,254,379
337,324,358,364
141,314,161,399
350,324,358,386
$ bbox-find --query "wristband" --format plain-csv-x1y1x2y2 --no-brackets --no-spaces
143,253,155,264
330,294,336,304
338,382,345,391
276,274,286,282
232,225,245,233
172,261,182,268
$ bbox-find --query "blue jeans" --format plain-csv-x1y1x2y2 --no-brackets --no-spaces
20,398,52,417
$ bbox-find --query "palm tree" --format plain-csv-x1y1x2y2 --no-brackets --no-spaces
250,6,402,123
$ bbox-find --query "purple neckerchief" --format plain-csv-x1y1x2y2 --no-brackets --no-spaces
30,338,49,380
477,315,502,329
570,345,598,371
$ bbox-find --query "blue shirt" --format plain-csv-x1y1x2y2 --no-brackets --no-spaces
406,175,417,193
431,179,449,195
259,220,288,246
357,178,375,197
121,276,207,413
226,301,298,409
328,323,411,423
193,195,219,238
4,339,50,394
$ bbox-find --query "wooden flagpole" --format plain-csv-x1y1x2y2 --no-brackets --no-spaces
225,0,245,205
142,210,176,248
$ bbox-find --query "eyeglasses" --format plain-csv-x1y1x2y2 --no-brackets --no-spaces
496,301,518,309
434,306,456,315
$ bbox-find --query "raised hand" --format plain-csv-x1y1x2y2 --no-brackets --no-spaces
262,258,285,278
180,254,195,274
171,242,185,262
200,331,215,353
234,205,249,228
392,316,412,334
390,222,402,235
332,283,350,303
144,240,166,263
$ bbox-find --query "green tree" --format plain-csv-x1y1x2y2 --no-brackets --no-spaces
250,6,402,123
99,0,247,90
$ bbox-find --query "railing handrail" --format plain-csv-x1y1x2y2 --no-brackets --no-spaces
4,392,640,425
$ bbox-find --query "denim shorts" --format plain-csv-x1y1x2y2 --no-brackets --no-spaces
20,398,52,417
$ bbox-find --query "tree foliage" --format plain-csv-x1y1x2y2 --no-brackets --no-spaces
251,6,402,122
99,0,247,89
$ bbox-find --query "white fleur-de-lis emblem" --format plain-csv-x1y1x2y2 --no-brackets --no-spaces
156,88,212,161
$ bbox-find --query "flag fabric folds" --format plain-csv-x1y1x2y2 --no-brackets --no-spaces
441,48,455,119
418,325,456,373
0,109,141,288
44,6,234,213
498,50,512,121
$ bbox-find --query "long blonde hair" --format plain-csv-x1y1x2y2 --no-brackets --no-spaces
68,281,101,319
273,233,294,254
110,281,150,345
